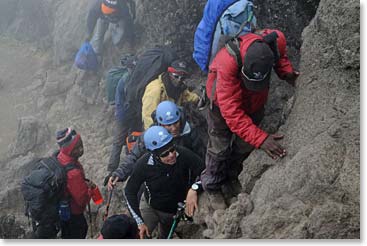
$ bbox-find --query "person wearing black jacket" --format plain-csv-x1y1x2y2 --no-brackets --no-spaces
124,126,204,239
106,101,205,187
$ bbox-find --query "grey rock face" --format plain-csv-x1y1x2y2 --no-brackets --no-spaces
9,117,50,158
203,0,359,239
0,0,53,49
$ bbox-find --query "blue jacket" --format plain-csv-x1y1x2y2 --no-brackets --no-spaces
115,71,130,122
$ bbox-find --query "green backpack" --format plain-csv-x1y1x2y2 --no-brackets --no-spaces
106,67,128,105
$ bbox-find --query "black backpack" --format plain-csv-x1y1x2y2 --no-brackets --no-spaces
21,155,78,222
123,46,178,130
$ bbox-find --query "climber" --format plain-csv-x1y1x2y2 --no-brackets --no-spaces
106,100,205,188
86,0,135,62
124,126,204,239
141,59,199,130
98,214,139,239
56,128,97,239
106,54,137,177
105,58,200,178
200,29,300,209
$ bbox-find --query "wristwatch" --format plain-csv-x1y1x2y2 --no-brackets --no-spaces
191,183,199,191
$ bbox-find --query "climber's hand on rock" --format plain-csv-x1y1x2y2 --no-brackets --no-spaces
260,134,286,159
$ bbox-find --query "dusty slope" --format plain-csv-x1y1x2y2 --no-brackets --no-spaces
0,37,49,158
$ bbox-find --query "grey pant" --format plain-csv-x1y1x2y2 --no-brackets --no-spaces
140,198,174,239
201,105,264,192
107,119,129,172
90,18,127,55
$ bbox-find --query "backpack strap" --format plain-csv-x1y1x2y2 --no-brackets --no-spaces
63,163,79,173
209,36,241,111
225,30,281,72
262,31,280,64
209,78,217,111
225,38,242,69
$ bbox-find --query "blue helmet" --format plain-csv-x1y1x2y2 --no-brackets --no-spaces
144,126,173,151
156,101,181,125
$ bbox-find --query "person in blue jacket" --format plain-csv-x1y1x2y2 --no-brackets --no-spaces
106,54,137,178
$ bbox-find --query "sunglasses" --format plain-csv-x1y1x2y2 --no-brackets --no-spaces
159,146,176,158
241,66,270,82
170,73,186,81
162,120,180,127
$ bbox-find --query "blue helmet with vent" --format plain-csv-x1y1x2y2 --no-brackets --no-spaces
155,101,181,125
144,126,173,151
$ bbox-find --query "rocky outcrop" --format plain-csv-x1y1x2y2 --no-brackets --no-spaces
9,117,50,158
202,0,359,239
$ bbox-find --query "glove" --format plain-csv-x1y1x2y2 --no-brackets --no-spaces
103,173,112,186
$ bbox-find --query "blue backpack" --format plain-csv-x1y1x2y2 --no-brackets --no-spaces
193,0,256,73
74,42,98,71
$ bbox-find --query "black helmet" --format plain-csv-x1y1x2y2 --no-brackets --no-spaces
120,54,137,68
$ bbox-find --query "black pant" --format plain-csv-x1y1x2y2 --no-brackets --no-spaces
60,214,88,239
201,105,264,191
32,220,58,239
31,209,59,239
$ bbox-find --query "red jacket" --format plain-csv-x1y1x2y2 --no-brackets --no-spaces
206,29,294,148
57,151,91,215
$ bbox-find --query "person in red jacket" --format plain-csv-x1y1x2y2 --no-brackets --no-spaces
200,29,300,209
56,128,95,239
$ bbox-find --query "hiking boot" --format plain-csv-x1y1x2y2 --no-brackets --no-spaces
207,191,227,210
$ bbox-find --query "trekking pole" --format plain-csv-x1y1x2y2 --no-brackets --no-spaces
167,217,179,239
87,201,93,238
167,202,186,239
103,187,114,221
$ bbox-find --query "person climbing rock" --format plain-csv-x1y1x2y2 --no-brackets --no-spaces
107,100,205,188
200,29,300,209
106,54,137,178
86,0,135,62
124,126,204,239
141,60,199,130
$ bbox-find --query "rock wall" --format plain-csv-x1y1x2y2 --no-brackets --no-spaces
201,0,359,239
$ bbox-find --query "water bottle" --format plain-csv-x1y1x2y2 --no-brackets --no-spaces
91,185,104,205
59,200,71,221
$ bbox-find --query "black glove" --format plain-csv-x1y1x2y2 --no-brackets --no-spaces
103,173,112,186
